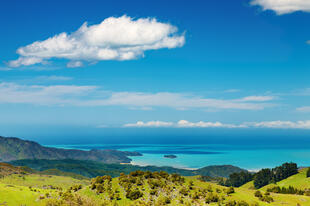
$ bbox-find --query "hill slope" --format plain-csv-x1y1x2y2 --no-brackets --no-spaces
0,136,141,163
1,168,310,206
10,159,245,178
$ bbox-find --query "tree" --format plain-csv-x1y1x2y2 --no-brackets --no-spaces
254,169,273,189
307,168,310,178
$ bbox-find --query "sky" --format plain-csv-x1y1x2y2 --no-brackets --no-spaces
0,0,310,143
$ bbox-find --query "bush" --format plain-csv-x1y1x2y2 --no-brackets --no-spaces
254,190,262,198
205,192,219,203
226,187,235,194
259,195,274,203
126,189,143,200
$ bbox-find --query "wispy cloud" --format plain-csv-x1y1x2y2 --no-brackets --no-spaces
236,95,276,102
296,106,310,113
35,75,73,81
67,61,83,68
294,88,310,96
8,15,185,68
0,82,276,110
0,67,12,71
123,120,310,129
223,89,241,93
250,0,310,15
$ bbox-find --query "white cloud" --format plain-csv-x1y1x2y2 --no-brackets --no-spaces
124,121,173,127
8,57,44,67
67,61,83,68
296,106,310,113
0,82,275,110
86,92,275,110
176,120,246,128
36,75,73,81
236,95,275,102
250,0,310,15
0,82,97,105
123,120,310,129
8,15,185,68
246,120,310,129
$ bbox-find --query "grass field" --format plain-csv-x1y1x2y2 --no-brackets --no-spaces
1,168,310,205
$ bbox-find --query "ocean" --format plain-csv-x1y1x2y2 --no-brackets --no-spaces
46,143,310,171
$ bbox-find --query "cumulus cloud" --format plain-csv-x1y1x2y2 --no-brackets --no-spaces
176,120,246,128
123,120,238,128
0,82,275,110
246,120,310,129
8,15,185,68
8,57,44,67
123,120,310,129
296,106,310,113
250,0,310,15
124,121,174,127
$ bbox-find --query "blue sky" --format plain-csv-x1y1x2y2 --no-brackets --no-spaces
0,0,310,142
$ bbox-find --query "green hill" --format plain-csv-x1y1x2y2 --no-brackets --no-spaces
0,136,141,163
1,166,310,206
10,159,245,178
259,168,310,191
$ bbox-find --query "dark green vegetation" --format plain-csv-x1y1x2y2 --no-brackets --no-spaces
0,136,141,163
10,159,245,178
220,162,298,189
254,191,274,203
307,168,310,178
266,186,309,195
220,171,253,187
253,162,298,189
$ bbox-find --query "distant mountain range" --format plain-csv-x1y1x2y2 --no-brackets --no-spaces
0,136,141,163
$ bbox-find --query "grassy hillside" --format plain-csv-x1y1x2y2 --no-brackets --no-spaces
276,168,310,189
1,165,310,206
0,136,141,163
258,168,310,192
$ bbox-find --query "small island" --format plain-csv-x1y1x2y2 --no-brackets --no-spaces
164,154,177,159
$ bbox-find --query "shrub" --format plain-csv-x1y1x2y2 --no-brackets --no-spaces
126,189,143,200
205,192,219,203
226,187,235,194
254,190,262,198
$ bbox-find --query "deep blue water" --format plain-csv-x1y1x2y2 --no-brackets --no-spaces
47,143,310,171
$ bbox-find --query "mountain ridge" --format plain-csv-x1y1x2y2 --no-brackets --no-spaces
0,136,141,164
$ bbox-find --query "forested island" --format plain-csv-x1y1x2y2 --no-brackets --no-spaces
164,154,177,159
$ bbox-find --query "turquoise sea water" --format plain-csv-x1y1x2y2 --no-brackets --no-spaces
46,143,310,170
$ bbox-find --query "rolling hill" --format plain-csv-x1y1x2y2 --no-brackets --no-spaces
1,164,310,206
10,159,246,178
0,136,141,163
